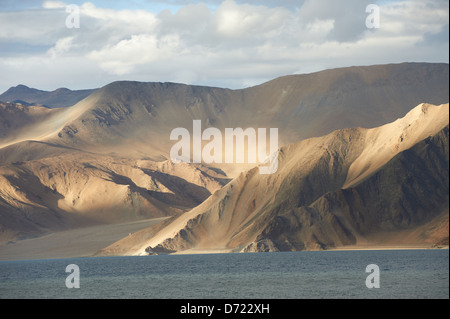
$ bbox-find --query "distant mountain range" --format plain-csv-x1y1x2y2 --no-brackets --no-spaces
0,62,448,256
0,85,96,108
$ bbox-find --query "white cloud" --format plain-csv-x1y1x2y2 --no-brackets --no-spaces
381,0,448,35
87,33,181,75
0,0,448,93
42,1,67,9
47,36,74,58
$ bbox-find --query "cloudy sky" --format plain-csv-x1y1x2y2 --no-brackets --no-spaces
0,0,448,92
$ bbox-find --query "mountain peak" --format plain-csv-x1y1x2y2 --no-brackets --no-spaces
14,84,30,89
3,84,39,94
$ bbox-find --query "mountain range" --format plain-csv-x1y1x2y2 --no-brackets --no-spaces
99,102,447,256
0,62,448,258
0,85,96,109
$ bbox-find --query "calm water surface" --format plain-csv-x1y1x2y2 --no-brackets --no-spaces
0,250,448,299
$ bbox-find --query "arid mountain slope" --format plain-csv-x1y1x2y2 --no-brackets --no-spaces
51,63,450,160
0,154,228,244
0,102,72,151
98,103,448,256
254,124,449,252
0,63,448,248
1,63,448,173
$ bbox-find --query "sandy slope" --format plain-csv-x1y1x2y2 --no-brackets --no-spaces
0,217,168,261
344,103,450,188
97,102,449,256
0,152,229,244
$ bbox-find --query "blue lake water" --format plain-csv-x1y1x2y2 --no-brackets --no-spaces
0,250,448,299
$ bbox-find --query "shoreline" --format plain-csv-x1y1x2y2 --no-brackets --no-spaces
327,245,449,252
3,244,448,262
0,217,169,262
